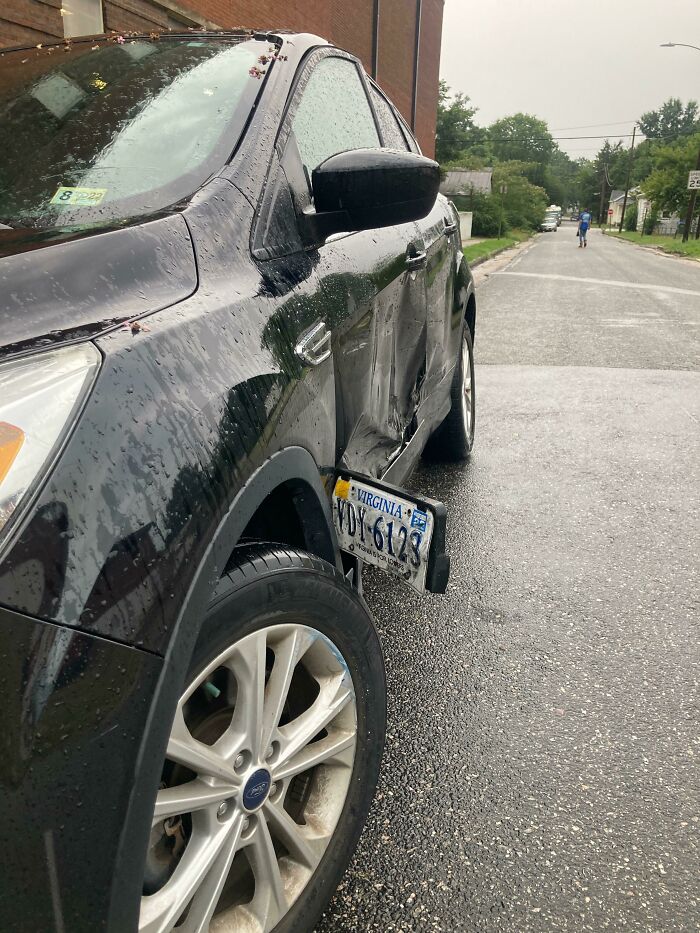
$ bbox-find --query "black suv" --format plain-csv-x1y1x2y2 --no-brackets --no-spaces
0,31,476,932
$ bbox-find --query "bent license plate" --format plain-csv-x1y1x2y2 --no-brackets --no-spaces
333,476,435,593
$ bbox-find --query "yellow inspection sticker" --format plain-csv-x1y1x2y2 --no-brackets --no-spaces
50,186,107,207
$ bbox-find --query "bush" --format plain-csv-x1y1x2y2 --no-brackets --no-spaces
643,208,658,235
624,202,638,232
471,193,504,237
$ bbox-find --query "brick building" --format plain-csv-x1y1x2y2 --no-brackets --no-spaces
0,0,444,155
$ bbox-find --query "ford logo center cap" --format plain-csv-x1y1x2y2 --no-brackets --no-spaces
242,768,272,811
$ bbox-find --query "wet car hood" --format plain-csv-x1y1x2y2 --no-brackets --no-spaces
0,213,197,358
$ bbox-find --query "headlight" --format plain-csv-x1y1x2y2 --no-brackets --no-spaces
0,343,101,540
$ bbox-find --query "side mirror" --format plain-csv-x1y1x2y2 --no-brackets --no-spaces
303,148,440,242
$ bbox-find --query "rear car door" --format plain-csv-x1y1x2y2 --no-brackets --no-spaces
419,192,462,405
281,53,429,478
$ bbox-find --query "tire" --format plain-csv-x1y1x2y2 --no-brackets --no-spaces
139,544,386,933
424,324,476,461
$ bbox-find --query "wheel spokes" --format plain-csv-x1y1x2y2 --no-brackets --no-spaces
153,780,237,823
244,817,288,930
167,708,238,783
276,674,354,768
174,815,245,933
263,799,322,870
140,813,244,933
262,628,315,753
217,629,268,761
274,728,355,781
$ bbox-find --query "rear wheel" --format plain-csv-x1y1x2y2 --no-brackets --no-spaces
139,544,385,933
424,325,475,461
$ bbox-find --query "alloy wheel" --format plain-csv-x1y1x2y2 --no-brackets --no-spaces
139,623,357,933
460,334,474,441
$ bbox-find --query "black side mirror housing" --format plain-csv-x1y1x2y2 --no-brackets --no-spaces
303,148,440,243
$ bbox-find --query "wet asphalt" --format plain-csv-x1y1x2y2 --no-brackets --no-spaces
318,225,700,932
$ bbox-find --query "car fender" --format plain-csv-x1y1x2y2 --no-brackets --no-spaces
107,445,339,933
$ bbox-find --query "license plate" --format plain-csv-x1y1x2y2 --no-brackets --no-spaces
333,476,436,594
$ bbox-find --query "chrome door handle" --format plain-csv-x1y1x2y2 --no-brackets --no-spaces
295,320,332,366
406,250,427,270
443,221,458,236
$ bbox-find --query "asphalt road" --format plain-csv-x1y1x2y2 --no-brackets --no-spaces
318,225,700,932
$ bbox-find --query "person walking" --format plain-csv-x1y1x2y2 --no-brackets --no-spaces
578,209,592,248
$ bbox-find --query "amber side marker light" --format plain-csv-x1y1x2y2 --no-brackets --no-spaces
0,422,25,486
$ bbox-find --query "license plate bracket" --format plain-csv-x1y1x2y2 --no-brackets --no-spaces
332,471,450,594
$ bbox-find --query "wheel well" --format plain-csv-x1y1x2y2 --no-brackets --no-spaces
465,293,476,343
227,478,336,570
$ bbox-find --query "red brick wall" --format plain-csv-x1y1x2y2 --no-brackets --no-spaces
188,0,331,34
0,0,63,47
414,0,443,157
330,0,372,75
375,0,418,142
0,0,442,155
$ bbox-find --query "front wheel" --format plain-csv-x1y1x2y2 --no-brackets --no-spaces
139,544,386,933
424,325,476,461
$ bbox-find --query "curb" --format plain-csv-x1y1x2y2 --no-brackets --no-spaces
603,230,700,263
468,237,533,268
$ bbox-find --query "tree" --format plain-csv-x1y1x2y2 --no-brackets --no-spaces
435,81,479,164
574,141,628,222
639,98,699,142
487,114,554,186
493,161,548,231
641,132,700,214
544,148,578,208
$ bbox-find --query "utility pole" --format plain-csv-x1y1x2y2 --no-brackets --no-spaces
598,166,607,227
498,183,507,239
618,124,636,232
682,145,700,243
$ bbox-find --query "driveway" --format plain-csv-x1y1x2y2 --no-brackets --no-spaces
318,225,700,932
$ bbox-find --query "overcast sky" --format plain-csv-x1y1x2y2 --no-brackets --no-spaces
439,0,700,158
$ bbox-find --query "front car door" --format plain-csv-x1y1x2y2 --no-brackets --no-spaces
279,51,429,479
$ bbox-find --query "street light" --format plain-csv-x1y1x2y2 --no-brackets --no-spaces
660,42,700,52
661,41,700,241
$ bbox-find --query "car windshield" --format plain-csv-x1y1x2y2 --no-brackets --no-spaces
0,36,266,230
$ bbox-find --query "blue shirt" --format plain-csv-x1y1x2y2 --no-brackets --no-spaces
580,211,592,228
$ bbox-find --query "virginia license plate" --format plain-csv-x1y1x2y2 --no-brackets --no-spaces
332,476,436,594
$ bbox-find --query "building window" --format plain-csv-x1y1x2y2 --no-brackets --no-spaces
61,0,104,39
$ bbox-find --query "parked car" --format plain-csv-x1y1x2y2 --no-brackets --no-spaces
541,215,558,232
0,30,476,933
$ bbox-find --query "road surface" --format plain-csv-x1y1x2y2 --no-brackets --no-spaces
318,225,700,932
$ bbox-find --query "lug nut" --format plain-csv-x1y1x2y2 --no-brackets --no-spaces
269,783,277,797
242,817,250,832
217,802,228,819
234,753,245,769
265,746,274,761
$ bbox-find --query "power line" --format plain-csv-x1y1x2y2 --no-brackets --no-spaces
551,120,638,131
490,133,641,141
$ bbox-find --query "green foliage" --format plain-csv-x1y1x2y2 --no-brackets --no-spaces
624,202,638,232
470,193,502,237
638,98,699,142
441,153,488,173
493,161,548,231
643,208,658,235
544,149,578,209
435,85,700,241
488,113,554,187
641,132,700,214
435,81,480,164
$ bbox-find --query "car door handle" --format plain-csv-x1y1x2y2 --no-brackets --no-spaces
295,321,332,366
406,250,427,270
443,220,458,236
